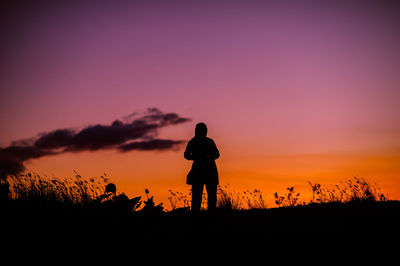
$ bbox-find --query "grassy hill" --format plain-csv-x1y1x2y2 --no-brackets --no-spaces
1,172,399,248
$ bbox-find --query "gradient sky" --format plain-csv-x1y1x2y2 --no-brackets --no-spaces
1,0,400,207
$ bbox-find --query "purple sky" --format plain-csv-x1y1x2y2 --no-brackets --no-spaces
1,0,400,200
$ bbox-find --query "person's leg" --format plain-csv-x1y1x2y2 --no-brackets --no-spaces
191,183,204,215
206,183,217,214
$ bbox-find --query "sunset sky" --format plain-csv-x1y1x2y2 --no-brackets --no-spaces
1,0,399,207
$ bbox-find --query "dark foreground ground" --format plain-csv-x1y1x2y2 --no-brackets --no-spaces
3,200,400,249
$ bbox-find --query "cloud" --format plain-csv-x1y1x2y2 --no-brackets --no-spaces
34,129,76,149
0,145,57,176
0,147,50,175
0,108,191,175
118,139,185,152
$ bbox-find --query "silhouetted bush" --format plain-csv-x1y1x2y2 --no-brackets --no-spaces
217,185,243,210
242,189,268,209
97,182,142,213
168,189,190,210
140,188,164,214
307,177,388,204
273,187,300,207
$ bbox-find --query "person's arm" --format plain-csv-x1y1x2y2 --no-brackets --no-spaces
184,141,194,160
210,139,220,160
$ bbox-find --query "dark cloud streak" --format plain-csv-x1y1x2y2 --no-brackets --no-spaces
118,139,185,152
0,108,190,175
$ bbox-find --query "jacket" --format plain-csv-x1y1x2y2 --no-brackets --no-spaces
184,136,220,185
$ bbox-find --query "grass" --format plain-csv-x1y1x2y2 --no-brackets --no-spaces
1,172,391,212
4,171,107,205
166,176,389,211
1,171,399,245
217,185,244,210
167,185,268,211
307,176,388,204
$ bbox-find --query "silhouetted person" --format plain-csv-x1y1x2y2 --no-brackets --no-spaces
184,123,220,215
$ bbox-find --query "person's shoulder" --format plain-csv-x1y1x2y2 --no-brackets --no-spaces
206,137,215,143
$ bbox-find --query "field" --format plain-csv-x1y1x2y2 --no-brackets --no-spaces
1,172,400,250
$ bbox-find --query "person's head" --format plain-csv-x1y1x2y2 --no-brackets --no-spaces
195,122,207,138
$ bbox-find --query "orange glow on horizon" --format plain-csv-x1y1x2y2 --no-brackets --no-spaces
25,148,400,209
